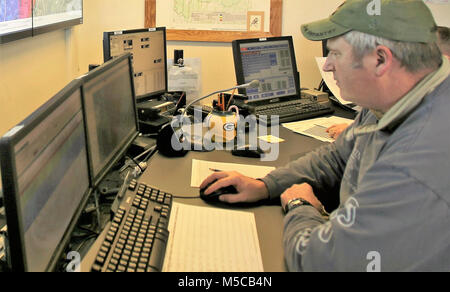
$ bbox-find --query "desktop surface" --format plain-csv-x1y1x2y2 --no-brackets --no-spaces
81,102,356,272
82,123,336,272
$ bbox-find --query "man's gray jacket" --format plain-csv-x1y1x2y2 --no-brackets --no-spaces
262,58,450,272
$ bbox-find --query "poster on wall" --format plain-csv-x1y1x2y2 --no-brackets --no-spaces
158,0,271,32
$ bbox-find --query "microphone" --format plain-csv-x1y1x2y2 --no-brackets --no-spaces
182,80,260,117
235,80,260,89
157,80,260,157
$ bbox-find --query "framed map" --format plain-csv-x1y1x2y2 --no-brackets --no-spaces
145,0,282,42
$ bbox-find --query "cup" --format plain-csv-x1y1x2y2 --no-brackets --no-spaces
205,108,239,143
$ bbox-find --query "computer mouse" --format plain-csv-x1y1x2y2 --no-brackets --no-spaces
199,182,238,203
231,145,265,158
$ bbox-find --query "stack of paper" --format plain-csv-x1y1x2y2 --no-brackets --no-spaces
283,116,354,143
162,202,264,272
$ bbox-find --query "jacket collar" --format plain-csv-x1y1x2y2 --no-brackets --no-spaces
355,57,450,135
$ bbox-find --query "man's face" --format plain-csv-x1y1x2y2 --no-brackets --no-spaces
323,37,378,109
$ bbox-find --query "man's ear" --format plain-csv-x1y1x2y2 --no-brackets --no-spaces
374,45,393,76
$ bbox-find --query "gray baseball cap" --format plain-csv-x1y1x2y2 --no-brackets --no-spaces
301,0,437,43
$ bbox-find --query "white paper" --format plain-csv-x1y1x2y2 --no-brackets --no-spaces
167,58,202,103
191,159,275,188
425,0,450,26
258,135,285,144
283,116,354,143
162,202,264,272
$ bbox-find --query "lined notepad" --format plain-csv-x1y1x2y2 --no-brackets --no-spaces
162,203,264,272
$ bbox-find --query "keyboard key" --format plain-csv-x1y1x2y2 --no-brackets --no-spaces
89,184,172,273
148,237,166,270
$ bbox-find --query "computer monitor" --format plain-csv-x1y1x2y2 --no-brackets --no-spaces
0,80,91,272
0,169,3,207
103,27,168,101
322,39,330,57
81,53,139,187
320,40,332,95
232,36,301,103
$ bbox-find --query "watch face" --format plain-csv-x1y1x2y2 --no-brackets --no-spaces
285,198,312,213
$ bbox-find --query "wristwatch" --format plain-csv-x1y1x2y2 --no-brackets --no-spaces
283,198,330,217
283,198,313,214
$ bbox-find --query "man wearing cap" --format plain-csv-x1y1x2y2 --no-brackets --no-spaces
201,0,450,271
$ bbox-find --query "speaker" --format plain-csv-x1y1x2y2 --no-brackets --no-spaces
156,123,188,158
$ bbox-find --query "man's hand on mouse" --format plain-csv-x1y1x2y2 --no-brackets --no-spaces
200,171,269,204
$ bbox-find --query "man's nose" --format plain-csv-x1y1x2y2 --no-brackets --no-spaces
323,58,334,72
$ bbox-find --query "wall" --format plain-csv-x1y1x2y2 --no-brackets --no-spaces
163,0,343,101
0,0,145,136
9,0,449,136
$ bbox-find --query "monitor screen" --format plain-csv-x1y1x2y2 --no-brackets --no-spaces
103,27,167,100
232,36,300,103
81,53,139,187
0,80,91,271
0,0,83,44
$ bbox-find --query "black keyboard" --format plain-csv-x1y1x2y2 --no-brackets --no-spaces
253,99,334,125
90,180,172,272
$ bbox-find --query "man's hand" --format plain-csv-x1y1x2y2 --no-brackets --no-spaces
200,171,269,204
281,183,323,212
326,123,350,139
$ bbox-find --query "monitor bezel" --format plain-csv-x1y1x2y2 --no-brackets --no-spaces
80,53,140,188
232,36,301,103
0,79,92,272
0,1,83,45
102,27,168,102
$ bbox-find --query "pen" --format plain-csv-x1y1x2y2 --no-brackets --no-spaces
209,168,223,172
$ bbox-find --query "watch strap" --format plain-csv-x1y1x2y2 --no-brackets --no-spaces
284,198,312,214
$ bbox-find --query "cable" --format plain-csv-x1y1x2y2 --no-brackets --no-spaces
116,169,132,200
142,145,158,163
127,156,144,173
172,195,201,199
76,225,100,237
133,145,155,161
92,190,102,232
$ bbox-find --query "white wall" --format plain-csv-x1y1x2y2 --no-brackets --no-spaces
0,0,145,136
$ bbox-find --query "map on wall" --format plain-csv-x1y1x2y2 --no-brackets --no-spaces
158,0,271,32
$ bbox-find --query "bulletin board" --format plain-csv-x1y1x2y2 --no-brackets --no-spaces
145,0,282,42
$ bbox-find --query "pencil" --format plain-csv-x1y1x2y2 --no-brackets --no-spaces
226,88,237,110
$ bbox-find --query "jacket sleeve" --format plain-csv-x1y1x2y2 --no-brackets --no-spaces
283,160,445,272
261,111,366,201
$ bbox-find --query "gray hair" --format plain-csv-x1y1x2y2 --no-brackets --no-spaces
342,30,442,72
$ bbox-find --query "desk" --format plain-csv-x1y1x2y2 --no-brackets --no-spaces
82,105,356,272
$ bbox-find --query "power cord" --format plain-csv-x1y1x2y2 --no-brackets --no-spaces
171,195,200,199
